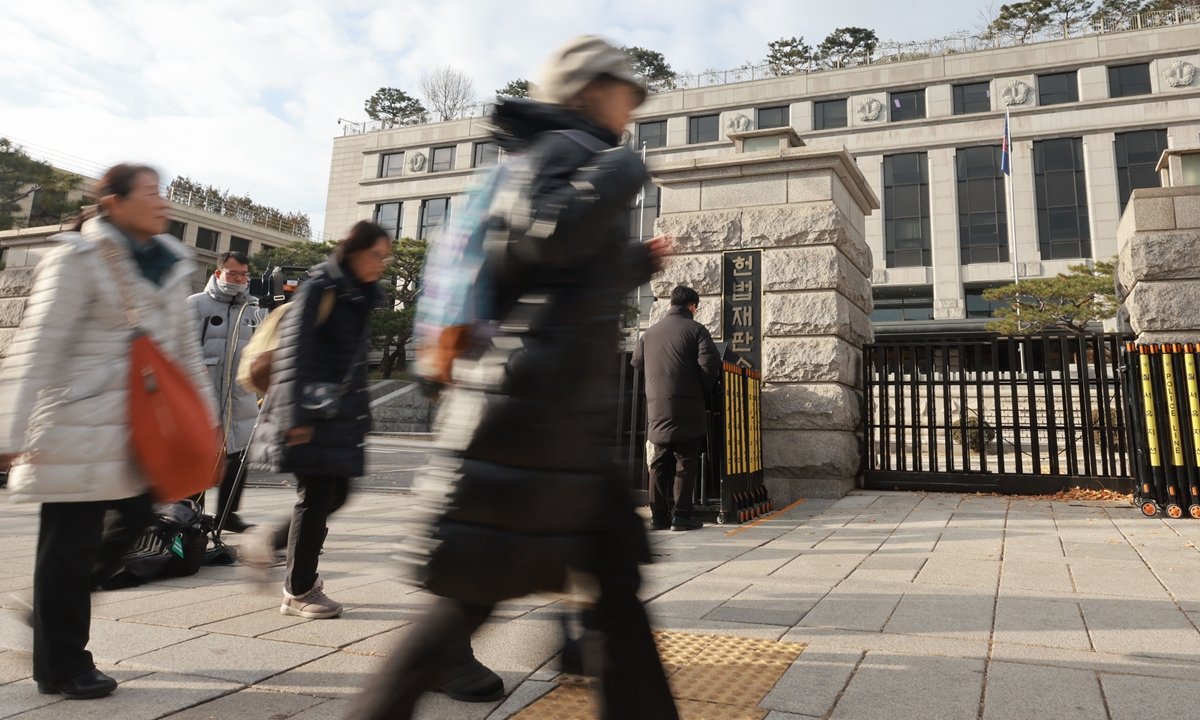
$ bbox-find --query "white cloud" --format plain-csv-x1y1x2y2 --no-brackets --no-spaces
1,0,989,236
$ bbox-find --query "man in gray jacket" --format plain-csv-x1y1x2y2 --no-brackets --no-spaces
632,285,721,531
189,251,268,532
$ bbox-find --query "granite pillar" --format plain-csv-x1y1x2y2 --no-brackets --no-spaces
650,145,879,501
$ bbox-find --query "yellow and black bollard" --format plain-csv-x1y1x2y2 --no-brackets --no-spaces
1138,345,1166,516
1160,344,1187,518
1183,345,1200,518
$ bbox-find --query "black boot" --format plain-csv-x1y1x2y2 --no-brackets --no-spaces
434,656,504,702
220,512,254,534
671,513,703,531
38,669,118,700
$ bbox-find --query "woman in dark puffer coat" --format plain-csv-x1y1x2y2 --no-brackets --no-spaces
247,223,386,618
346,36,679,720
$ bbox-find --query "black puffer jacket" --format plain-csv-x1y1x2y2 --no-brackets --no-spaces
403,100,654,605
249,259,380,478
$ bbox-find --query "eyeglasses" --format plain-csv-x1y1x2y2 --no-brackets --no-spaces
222,270,250,281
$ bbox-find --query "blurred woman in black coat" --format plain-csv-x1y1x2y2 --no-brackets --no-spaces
346,36,679,720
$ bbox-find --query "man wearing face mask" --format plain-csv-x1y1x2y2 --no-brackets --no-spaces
189,251,268,533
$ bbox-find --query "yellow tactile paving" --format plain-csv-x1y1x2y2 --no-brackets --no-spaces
513,631,805,720
669,634,804,707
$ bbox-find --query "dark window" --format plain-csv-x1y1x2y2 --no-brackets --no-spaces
195,227,219,252
890,90,926,122
883,152,931,268
627,181,661,242
430,146,455,172
758,106,789,129
953,82,992,115
1038,72,1078,106
167,220,186,241
229,236,251,256
957,146,1009,265
813,99,848,130
261,244,276,253
374,202,402,240
1115,129,1168,213
419,197,450,241
689,114,720,144
379,152,405,178
473,142,500,168
965,286,1009,318
639,121,667,149
1034,138,1091,260
870,286,934,322
1109,62,1152,98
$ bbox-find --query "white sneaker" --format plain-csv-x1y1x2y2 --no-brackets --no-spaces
281,577,343,619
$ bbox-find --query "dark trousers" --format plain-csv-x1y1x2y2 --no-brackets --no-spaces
215,450,247,519
344,532,679,720
33,493,154,684
271,474,349,596
648,438,701,521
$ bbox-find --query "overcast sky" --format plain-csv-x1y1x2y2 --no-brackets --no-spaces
1,0,994,235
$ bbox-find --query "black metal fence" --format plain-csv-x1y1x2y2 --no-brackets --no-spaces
864,333,1133,494
1126,342,1200,518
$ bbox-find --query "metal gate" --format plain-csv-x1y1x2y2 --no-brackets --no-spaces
864,333,1134,494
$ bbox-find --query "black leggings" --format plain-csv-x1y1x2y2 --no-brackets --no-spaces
273,474,349,596
34,493,154,684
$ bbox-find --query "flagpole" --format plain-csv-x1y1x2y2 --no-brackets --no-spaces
1004,106,1026,372
1005,106,1019,289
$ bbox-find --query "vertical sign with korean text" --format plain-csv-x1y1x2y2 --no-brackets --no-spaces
723,250,762,370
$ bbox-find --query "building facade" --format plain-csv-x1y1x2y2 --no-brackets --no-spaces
323,21,1200,338
1,199,304,293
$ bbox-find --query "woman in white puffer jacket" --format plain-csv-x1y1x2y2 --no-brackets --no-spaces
0,164,214,700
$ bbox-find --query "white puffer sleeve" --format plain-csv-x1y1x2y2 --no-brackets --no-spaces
0,245,90,454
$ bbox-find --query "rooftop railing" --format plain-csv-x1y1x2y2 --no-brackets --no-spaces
341,4,1199,136
165,186,335,243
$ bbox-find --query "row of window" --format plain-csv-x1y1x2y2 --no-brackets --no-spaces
635,62,1156,147
883,129,1168,269
378,142,500,178
871,285,1007,322
166,220,259,256
373,197,451,241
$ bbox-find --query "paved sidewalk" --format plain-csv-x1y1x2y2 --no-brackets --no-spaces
3,487,1200,719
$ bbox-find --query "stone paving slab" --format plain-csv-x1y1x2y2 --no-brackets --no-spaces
6,487,1200,718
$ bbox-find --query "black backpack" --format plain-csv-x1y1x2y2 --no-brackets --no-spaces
100,500,212,589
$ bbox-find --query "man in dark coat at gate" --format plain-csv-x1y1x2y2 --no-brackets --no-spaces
632,285,721,531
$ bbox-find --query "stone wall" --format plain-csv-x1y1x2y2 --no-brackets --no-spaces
652,146,878,501
0,267,34,359
369,382,435,433
1116,185,1200,344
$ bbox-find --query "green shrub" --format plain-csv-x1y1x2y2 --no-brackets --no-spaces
952,415,995,453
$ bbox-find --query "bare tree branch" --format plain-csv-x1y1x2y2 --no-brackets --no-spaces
419,66,477,122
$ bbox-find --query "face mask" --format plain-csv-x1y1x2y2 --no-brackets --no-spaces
215,278,248,295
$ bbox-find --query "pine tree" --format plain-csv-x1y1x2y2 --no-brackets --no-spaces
981,261,1118,334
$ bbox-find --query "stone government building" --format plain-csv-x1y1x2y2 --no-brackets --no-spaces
324,20,1200,337
322,20,1200,499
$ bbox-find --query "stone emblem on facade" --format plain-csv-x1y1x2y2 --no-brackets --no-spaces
620,130,633,146
407,152,427,172
1164,60,1196,88
856,98,883,122
727,113,752,134
1001,80,1030,106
